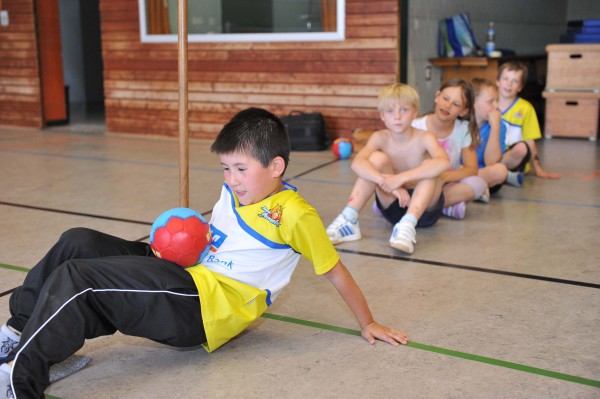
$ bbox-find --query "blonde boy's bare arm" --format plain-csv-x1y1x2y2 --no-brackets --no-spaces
394,131,449,183
350,130,387,184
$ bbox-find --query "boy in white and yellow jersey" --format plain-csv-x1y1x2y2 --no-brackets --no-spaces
497,61,560,185
0,108,408,398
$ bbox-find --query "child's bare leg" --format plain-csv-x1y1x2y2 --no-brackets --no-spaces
443,183,475,206
406,178,437,220
327,151,392,244
346,177,378,212
347,150,395,211
479,163,508,187
502,143,528,170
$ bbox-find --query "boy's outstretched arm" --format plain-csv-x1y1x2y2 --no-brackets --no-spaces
323,261,409,346
527,140,560,179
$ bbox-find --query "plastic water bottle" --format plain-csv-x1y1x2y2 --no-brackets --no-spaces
486,22,496,56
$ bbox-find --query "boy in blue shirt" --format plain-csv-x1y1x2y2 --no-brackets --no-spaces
472,77,508,199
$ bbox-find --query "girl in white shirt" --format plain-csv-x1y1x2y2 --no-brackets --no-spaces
412,79,487,219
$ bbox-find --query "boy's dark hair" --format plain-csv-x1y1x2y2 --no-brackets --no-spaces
210,108,290,173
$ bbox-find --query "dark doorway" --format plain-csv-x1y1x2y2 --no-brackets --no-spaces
58,0,105,129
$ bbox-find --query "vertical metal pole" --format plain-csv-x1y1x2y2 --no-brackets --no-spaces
178,0,189,207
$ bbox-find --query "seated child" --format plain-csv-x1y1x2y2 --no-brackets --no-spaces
0,108,409,398
326,83,450,254
472,77,508,199
497,61,560,185
412,79,487,219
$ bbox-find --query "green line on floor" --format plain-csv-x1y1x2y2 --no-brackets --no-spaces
3,263,598,388
261,312,600,389
0,263,30,273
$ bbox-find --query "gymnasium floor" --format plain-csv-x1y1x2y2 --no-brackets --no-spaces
0,123,598,398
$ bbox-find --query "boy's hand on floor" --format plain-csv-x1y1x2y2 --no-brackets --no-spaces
361,321,409,346
533,165,561,180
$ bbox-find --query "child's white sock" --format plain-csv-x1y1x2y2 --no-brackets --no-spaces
400,213,418,227
342,206,359,223
506,171,524,187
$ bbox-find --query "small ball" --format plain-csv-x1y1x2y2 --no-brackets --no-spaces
150,208,211,268
332,138,353,160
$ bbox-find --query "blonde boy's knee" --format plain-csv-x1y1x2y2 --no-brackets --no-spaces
367,151,392,170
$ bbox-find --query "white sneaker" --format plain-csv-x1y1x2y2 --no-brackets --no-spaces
326,214,361,244
1,363,14,399
389,222,416,254
478,186,490,204
0,324,20,361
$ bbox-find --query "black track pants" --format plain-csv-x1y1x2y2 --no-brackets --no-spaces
8,227,152,332
6,228,206,398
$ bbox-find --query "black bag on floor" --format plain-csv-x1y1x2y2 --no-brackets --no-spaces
281,110,328,151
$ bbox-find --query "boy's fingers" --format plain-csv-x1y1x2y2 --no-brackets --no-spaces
388,330,409,345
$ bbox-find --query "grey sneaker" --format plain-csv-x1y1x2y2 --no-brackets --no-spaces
326,214,361,244
389,222,416,254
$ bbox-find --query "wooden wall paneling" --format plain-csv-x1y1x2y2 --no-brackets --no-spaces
100,0,401,140
0,0,43,128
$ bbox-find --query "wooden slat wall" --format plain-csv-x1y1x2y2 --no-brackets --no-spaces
0,0,43,128
101,0,400,140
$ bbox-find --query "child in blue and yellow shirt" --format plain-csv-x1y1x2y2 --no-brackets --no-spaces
497,61,560,185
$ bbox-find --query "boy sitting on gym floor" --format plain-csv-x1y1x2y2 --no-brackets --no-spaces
0,108,408,399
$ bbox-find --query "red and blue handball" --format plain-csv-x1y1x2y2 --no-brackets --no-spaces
331,138,353,160
150,207,212,268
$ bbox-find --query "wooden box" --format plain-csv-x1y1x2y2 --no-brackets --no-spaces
545,44,600,90
542,91,599,140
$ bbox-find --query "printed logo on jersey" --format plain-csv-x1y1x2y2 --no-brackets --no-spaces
258,204,283,227
208,223,226,252
204,224,233,269
514,108,524,119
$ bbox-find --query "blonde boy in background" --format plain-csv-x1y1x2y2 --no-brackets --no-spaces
326,83,449,255
497,61,560,185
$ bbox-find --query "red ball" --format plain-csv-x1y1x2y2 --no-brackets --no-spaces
332,138,353,159
150,208,211,268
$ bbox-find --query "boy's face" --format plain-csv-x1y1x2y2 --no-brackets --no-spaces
219,151,285,206
497,69,523,99
434,86,469,122
379,101,418,134
474,87,499,122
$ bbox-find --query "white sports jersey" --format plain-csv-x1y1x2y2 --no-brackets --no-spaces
203,182,337,301
186,182,339,351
